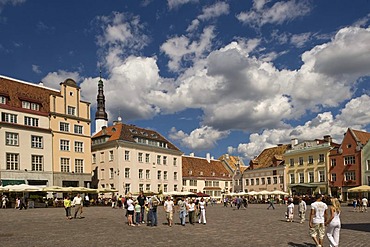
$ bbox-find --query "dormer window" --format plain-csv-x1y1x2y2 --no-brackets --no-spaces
189,170,192,175
199,171,203,175
22,101,40,111
151,133,157,138
0,96,7,104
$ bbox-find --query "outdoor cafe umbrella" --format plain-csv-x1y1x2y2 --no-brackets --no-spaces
246,191,258,196
270,190,289,195
4,184,43,192
348,185,370,193
196,192,210,197
0,186,9,192
96,188,118,194
66,187,97,193
42,186,70,193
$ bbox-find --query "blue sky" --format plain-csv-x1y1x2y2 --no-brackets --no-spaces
1,0,370,162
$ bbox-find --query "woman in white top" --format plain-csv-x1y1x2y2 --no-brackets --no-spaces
198,197,206,224
325,198,341,247
187,199,196,225
126,194,135,226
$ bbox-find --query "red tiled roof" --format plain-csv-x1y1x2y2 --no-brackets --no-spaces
352,129,370,145
182,156,231,179
92,122,181,151
218,155,248,172
250,144,289,169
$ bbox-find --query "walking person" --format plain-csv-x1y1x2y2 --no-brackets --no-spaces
164,196,175,227
362,197,368,212
267,197,275,210
325,198,341,247
298,196,307,223
286,198,294,222
309,194,328,247
177,196,188,226
198,197,207,225
137,191,146,223
352,198,357,211
187,199,196,225
2,195,8,209
63,196,72,220
149,195,159,226
72,193,83,218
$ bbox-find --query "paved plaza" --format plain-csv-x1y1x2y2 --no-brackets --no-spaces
0,203,369,247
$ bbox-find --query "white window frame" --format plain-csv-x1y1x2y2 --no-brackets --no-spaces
24,116,38,127
67,106,76,116
145,153,150,163
344,156,355,165
75,159,84,173
124,150,130,161
164,171,168,180
2,113,17,123
109,150,114,161
139,169,143,179
163,156,167,165
60,158,70,172
289,174,295,184
0,96,6,104
345,171,355,181
60,140,70,151
125,168,130,178
173,157,177,166
318,170,325,182
138,152,143,163
60,122,69,132
31,155,43,171
146,170,150,179
74,124,83,134
308,171,314,183
299,173,304,183
308,155,313,164
109,168,114,179
6,153,19,170
157,170,161,180
31,135,43,148
74,141,83,153
5,132,18,146
319,154,325,163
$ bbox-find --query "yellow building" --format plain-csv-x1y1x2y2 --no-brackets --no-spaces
50,79,92,187
284,136,338,195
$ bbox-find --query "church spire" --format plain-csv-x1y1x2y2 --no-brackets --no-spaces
94,71,108,134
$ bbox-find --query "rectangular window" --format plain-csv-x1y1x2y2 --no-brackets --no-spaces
289,158,294,167
74,125,83,134
331,173,336,182
125,184,131,195
273,176,278,184
75,159,84,173
158,184,161,192
92,154,96,164
367,160,370,171
164,171,168,180
24,116,38,127
125,151,130,161
279,175,284,184
22,101,30,109
100,169,105,179
22,101,40,111
261,178,265,185
344,156,355,165
299,173,304,183
6,153,19,170
157,155,161,165
213,181,219,187
183,179,187,186
308,172,314,183
267,177,271,184
31,102,40,111
157,170,161,180
174,172,178,180
308,155,313,164
138,152,143,162
319,154,325,163
189,180,197,186
145,153,150,163
1,113,17,123
163,156,167,165
5,132,18,146
125,168,130,178
59,122,69,132
100,152,104,162
289,174,295,184
163,184,168,192
146,170,150,179
344,171,356,181
109,168,114,178
60,158,70,172
245,179,249,186
146,184,151,191
67,106,76,116
139,184,144,192
60,140,70,151
250,179,254,185
109,150,114,161
318,170,325,182
173,157,177,166
255,178,260,185
139,169,143,179
331,159,336,167
0,96,6,104
74,141,83,153
299,157,304,166
31,135,43,148
31,155,43,171
174,185,178,191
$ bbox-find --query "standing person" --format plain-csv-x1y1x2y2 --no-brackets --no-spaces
134,201,141,225
362,197,368,212
149,195,159,227
177,197,188,226
126,193,135,226
309,194,328,247
137,191,146,223
2,195,8,209
72,193,83,219
19,196,27,210
287,198,294,222
325,198,341,247
63,196,72,220
267,197,275,210
187,199,196,225
198,197,207,225
164,196,175,227
298,196,307,223
352,198,357,211
84,194,90,207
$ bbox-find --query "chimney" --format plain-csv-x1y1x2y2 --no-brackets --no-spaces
206,153,211,163
291,138,298,146
323,135,332,144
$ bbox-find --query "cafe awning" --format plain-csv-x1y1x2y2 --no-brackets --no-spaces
1,179,25,186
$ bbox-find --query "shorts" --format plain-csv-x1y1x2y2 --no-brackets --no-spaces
127,210,134,216
166,211,173,220
309,223,325,239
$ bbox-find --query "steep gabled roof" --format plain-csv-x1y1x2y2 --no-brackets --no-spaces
218,155,248,173
250,144,289,169
182,155,231,179
351,129,370,145
92,122,180,151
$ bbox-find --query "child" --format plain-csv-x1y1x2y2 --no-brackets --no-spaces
134,201,141,225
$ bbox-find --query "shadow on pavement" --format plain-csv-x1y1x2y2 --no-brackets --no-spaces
287,242,315,247
341,223,370,232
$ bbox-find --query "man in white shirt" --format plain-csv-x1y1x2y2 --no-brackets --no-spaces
164,196,174,227
298,196,307,223
309,194,328,247
362,197,368,212
72,194,83,219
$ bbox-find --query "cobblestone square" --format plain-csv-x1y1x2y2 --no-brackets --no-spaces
0,203,369,247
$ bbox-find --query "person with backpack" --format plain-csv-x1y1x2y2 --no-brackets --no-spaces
149,195,159,227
